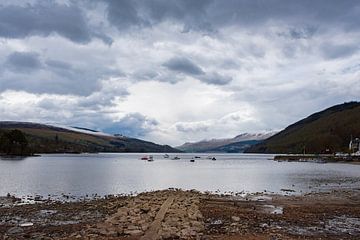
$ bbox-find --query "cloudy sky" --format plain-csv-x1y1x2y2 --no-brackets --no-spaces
0,0,359,146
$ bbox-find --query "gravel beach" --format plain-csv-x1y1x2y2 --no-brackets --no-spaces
1,188,360,239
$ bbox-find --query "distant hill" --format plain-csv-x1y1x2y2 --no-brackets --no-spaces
177,132,276,153
0,121,180,154
245,102,360,154
205,140,262,153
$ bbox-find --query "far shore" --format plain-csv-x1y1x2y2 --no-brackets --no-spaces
274,153,360,164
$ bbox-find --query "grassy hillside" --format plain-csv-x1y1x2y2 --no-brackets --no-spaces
245,102,360,153
0,122,180,154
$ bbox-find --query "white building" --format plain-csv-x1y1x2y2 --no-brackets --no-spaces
349,137,360,155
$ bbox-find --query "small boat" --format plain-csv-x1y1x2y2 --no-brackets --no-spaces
141,155,149,160
211,157,216,161
172,156,180,160
190,159,195,162
163,154,169,158
194,156,201,159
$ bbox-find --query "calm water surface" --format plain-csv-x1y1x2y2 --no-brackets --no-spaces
1,153,360,197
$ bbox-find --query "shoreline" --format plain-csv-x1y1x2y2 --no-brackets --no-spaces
0,186,348,206
274,154,360,164
1,188,360,239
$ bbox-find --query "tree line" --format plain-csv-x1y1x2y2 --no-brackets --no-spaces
0,129,31,156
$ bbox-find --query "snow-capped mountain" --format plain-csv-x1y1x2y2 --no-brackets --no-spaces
177,131,277,153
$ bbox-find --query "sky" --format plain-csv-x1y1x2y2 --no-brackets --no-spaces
0,0,359,146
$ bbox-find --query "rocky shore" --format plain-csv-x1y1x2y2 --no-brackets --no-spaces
274,154,360,163
1,189,360,239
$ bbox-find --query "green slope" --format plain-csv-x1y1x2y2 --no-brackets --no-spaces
0,122,180,154
245,102,360,153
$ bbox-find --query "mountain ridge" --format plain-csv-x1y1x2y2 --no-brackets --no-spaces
245,101,360,153
0,121,180,154
177,131,277,153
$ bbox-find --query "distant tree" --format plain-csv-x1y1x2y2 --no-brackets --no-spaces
0,132,11,154
0,129,29,155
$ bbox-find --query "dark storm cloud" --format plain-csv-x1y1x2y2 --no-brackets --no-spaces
103,113,158,137
142,0,211,22
104,0,148,31
0,73,99,96
41,59,124,95
162,57,232,85
5,51,42,73
102,0,213,33
206,0,360,30
0,1,111,44
163,57,204,75
2,1,360,43
1,55,124,96
100,0,360,34
143,0,214,33
200,72,232,85
78,86,129,110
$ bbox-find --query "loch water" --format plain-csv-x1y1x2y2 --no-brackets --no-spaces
1,153,360,198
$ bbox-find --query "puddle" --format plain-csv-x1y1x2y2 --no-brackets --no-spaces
249,195,272,202
262,204,283,214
